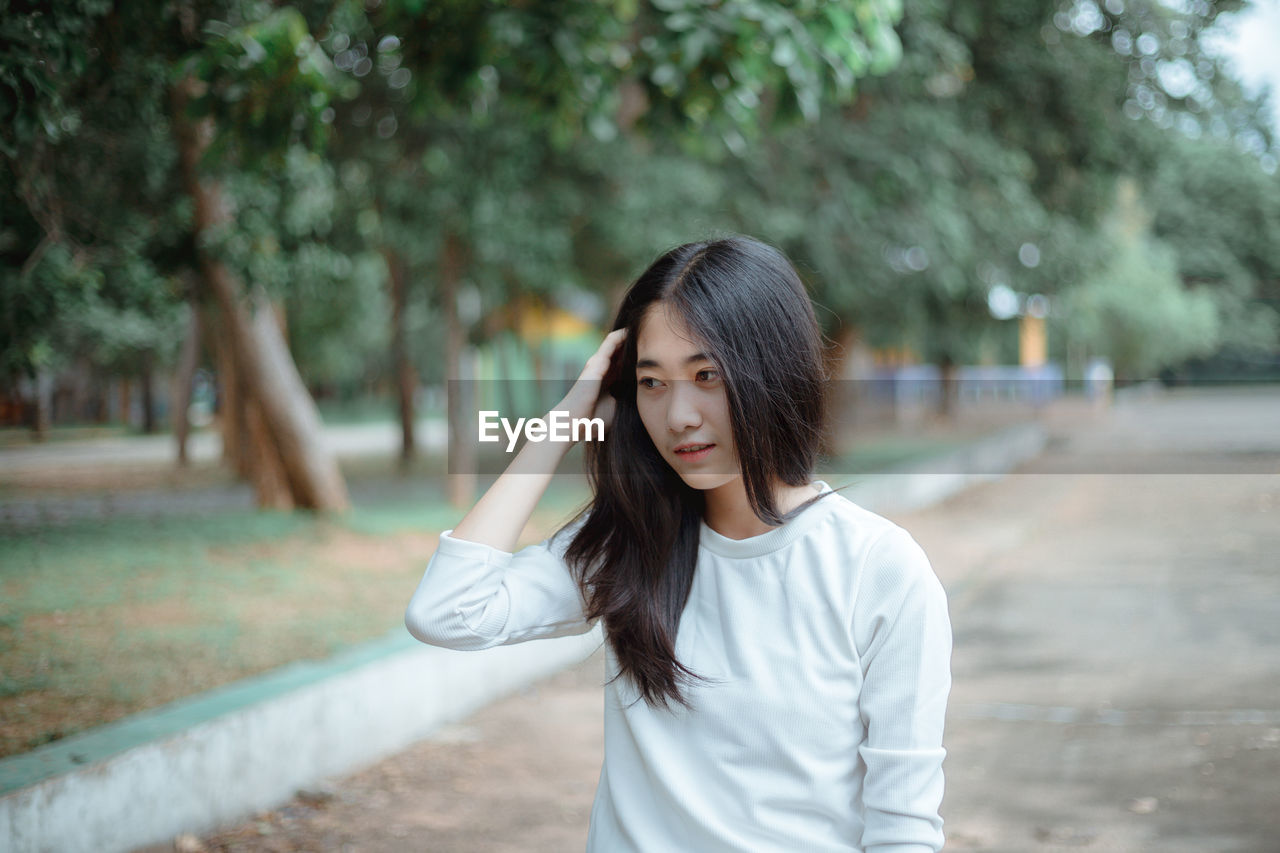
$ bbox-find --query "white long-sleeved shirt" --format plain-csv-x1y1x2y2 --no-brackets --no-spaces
405,482,952,852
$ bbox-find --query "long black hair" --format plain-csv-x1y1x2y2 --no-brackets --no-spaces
563,235,828,709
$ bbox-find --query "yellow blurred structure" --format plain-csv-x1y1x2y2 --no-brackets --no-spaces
1019,315,1047,367
873,346,919,366
514,301,595,346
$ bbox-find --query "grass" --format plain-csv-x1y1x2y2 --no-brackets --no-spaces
0,484,590,760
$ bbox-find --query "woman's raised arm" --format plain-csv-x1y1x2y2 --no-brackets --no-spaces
447,328,626,552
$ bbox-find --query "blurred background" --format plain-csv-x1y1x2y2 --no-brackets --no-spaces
3,0,1278,506
1,0,1278,850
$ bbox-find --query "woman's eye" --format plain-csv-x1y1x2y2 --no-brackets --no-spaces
696,369,719,382
638,377,661,389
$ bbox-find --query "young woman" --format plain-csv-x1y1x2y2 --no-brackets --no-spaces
406,236,952,852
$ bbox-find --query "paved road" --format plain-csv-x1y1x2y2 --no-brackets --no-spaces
0,421,451,475
0,420,455,527
174,387,1280,852
911,397,1280,851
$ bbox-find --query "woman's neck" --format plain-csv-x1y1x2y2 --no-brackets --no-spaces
702,477,817,541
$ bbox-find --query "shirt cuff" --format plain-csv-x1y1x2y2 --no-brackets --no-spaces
437,529,515,562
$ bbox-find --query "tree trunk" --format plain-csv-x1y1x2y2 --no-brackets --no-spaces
244,394,292,509
172,298,202,467
938,357,958,422
215,318,250,478
70,359,92,423
822,323,867,456
32,367,52,441
119,379,132,429
141,358,156,434
173,79,349,511
383,247,416,467
441,231,476,507
91,368,108,423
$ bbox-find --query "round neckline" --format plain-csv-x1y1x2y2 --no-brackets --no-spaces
698,481,837,559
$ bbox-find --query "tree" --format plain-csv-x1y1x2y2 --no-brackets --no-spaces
2,1,190,435
1148,133,1280,366
684,0,1065,426
2,1,353,508
321,0,910,502
765,0,1274,378
171,4,354,509
1057,180,1221,377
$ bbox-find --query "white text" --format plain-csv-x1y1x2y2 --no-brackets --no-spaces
478,410,604,452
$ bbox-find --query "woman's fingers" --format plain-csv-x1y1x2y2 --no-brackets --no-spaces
558,329,627,424
579,328,627,382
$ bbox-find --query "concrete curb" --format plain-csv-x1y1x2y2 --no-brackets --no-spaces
0,420,1047,853
833,422,1048,513
1,630,603,853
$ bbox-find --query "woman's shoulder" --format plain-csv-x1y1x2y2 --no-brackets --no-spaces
820,489,895,527
809,489,934,581
812,488,913,543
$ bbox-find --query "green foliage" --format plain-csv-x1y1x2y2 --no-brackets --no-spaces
625,0,905,142
1148,133,1280,354
951,0,1268,224
1059,234,1219,377
577,139,730,276
1,0,191,382
696,0,1055,363
1,1,377,393
4,0,1278,412
287,250,389,390
184,5,346,165
351,0,906,149
0,244,100,376
0,0,114,159
192,145,389,390
752,0,1275,369
314,0,915,379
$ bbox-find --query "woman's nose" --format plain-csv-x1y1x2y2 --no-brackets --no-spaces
666,381,703,432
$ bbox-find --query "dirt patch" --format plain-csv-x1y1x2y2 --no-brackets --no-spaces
206,527,441,577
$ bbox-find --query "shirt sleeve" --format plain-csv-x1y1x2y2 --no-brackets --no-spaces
404,521,594,651
853,526,953,853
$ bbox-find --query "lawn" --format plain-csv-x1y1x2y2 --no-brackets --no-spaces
0,478,591,760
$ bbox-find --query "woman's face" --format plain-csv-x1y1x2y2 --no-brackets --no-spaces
634,302,740,490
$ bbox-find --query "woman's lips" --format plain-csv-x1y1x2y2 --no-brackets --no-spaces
673,443,715,462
